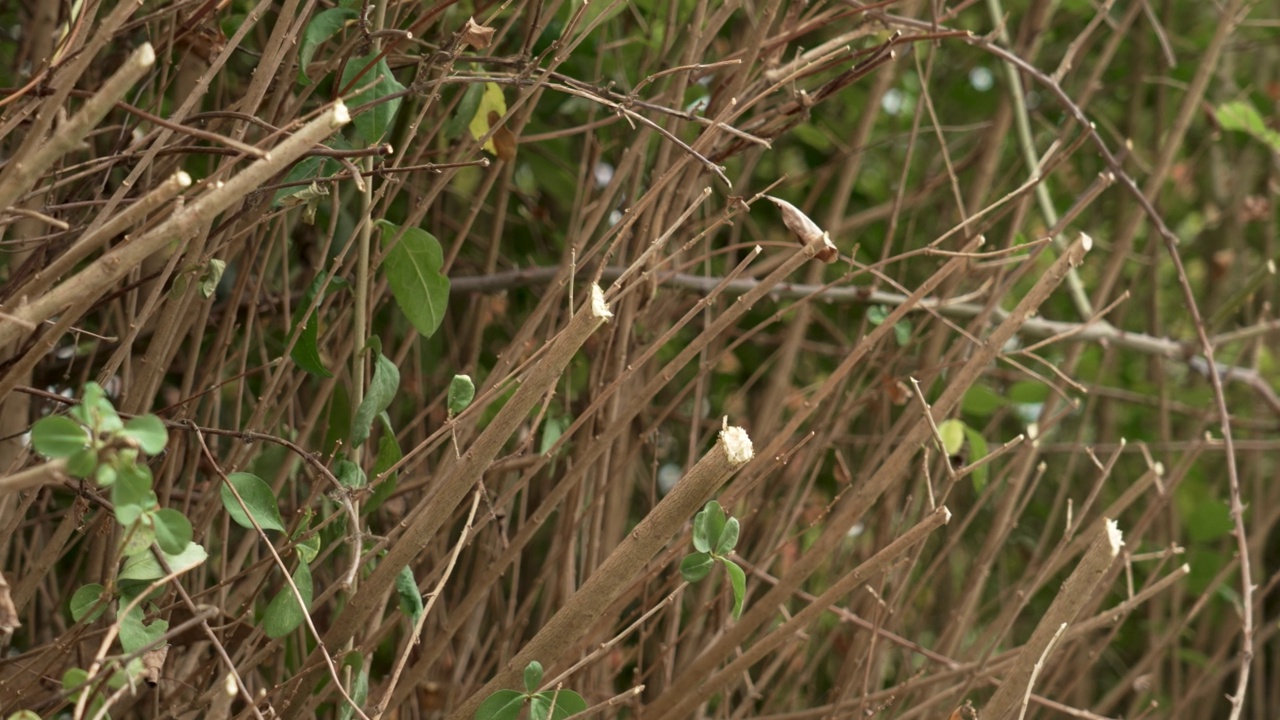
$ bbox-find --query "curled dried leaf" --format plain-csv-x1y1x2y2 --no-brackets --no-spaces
460,17,496,49
764,195,838,263
488,110,518,162
142,645,169,686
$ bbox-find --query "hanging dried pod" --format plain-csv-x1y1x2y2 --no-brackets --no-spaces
764,195,839,263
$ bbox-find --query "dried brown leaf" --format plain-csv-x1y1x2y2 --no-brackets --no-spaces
764,195,838,263
461,17,496,49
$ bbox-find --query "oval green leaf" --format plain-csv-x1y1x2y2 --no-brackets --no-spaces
337,651,370,720
937,419,966,457
474,689,525,720
395,565,423,623
350,348,400,449
531,689,587,720
723,558,747,621
365,417,402,514
715,516,740,556
448,374,475,415
123,414,168,454
263,562,314,639
523,661,544,693
962,425,990,492
679,552,714,582
377,220,450,338
153,508,193,555
290,273,340,378
30,415,89,459
220,472,286,532
119,601,168,654
70,583,108,623
341,54,405,143
66,447,99,478
297,8,358,84
119,541,208,582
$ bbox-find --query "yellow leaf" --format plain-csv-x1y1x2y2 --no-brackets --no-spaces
468,82,507,155
937,419,966,456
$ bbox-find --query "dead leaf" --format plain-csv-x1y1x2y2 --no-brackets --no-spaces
488,110,518,162
764,195,838,263
460,17,495,49
142,644,169,686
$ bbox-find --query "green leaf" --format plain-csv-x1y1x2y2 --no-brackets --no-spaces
199,258,226,298
106,657,145,690
524,661,544,693
1009,381,1050,404
120,517,156,557
70,583,108,623
272,156,324,207
448,83,486,139
293,305,331,376
715,517,740,555
66,447,99,478
468,82,508,154
119,542,208,582
95,462,117,487
112,463,156,523
290,273,340,377
6,711,42,720
892,319,912,347
30,415,88,458
680,552,714,582
365,416,402,514
292,510,321,564
350,346,400,449
395,566,424,623
74,382,123,434
220,472,286,532
122,414,168,454
378,220,450,338
963,425,990,492
118,600,168,654
475,689,526,720
262,562,314,639
62,666,88,693
153,508,193,555
866,305,889,325
335,458,367,488
723,558,746,621
692,506,710,553
1215,100,1280,153
936,419,966,456
341,53,405,143
325,381,352,456
530,689,587,720
337,651,369,720
298,8,358,84
961,384,1004,417
448,374,476,415
539,416,566,456
693,501,726,553
62,666,106,719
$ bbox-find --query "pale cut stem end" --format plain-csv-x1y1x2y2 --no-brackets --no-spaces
136,42,156,68
590,283,612,319
1104,518,1123,555
719,424,754,466
332,100,350,125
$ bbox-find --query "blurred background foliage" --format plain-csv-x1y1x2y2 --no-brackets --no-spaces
1,0,1278,717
